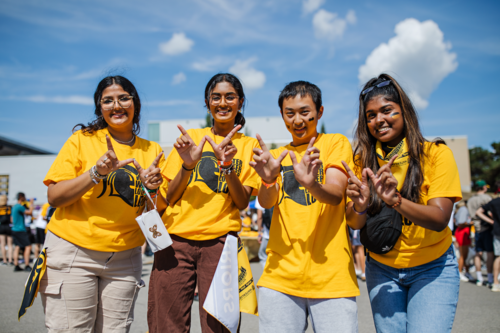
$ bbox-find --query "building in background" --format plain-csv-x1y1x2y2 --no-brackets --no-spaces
0,123,472,205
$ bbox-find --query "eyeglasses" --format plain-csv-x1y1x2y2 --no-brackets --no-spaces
100,95,134,110
210,95,239,105
361,80,392,96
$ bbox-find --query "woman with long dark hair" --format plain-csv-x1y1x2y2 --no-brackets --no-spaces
343,73,462,332
41,76,165,332
148,73,259,333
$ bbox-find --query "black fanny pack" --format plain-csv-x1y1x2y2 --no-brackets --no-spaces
360,203,403,254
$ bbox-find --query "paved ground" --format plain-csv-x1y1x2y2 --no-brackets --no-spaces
1,257,499,333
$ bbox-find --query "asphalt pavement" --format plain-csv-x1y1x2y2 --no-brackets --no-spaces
1,257,499,333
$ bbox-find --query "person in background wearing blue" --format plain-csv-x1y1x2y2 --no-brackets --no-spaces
12,192,34,272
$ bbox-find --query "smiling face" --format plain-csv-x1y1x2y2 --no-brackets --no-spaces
206,81,243,126
365,95,405,146
100,84,135,132
281,94,323,146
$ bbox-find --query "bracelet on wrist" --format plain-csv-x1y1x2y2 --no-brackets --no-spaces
146,187,158,194
388,191,402,209
352,203,368,215
91,165,107,180
262,178,277,189
89,168,100,184
218,160,233,168
219,162,234,175
182,164,195,171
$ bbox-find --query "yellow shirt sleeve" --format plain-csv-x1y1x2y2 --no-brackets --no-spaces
425,143,462,203
44,133,82,185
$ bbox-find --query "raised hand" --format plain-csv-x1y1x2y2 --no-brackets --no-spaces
249,134,288,183
95,135,134,176
365,155,399,206
134,152,164,190
174,125,207,169
205,125,241,163
341,161,371,212
289,137,322,188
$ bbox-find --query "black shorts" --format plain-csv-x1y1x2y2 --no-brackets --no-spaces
476,230,494,253
35,227,46,244
0,224,11,236
12,231,31,248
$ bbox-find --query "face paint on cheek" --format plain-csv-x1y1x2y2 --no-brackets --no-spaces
366,119,371,124
308,117,314,122
286,125,290,129
390,112,401,120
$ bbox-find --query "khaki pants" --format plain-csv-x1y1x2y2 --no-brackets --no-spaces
40,231,144,333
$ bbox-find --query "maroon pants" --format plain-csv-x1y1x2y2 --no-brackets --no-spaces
148,234,237,333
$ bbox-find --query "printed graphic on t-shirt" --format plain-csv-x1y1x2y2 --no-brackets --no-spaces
278,165,324,206
188,151,243,194
97,165,145,207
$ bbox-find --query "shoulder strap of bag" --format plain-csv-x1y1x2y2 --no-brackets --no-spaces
141,184,158,211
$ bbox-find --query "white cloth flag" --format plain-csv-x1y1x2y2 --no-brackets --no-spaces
203,235,240,333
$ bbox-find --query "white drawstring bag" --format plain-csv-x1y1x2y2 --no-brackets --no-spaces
136,186,172,252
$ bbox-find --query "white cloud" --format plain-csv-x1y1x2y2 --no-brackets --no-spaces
358,18,458,110
3,95,93,105
192,57,225,72
229,58,266,91
303,0,325,14
346,10,356,25
159,32,194,55
312,9,355,42
172,72,186,85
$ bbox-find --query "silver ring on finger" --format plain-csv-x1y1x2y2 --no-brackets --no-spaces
103,157,108,162
348,178,351,184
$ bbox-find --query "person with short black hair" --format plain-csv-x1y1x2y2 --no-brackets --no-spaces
476,196,500,291
11,192,34,272
468,180,494,286
344,73,462,332
252,81,359,332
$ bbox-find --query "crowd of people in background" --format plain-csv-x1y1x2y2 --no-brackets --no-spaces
450,180,500,292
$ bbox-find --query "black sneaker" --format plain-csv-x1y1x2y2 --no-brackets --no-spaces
14,265,23,272
24,265,32,272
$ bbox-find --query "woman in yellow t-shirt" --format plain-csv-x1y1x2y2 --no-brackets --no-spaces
148,73,260,333
41,76,166,332
344,74,462,333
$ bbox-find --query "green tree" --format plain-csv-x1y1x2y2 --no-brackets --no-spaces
469,141,500,190
320,122,326,134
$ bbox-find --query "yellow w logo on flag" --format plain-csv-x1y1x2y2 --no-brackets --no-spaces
19,248,47,320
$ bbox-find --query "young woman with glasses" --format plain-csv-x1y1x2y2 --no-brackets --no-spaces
342,73,462,332
41,76,166,332
147,73,260,333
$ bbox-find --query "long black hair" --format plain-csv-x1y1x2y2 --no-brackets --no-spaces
73,76,141,135
354,73,444,214
204,73,246,130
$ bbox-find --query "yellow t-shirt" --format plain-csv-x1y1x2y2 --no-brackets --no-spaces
163,127,260,240
257,133,360,298
40,203,50,218
44,128,166,252
369,142,462,268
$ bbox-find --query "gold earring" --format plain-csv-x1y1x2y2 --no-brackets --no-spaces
207,109,210,114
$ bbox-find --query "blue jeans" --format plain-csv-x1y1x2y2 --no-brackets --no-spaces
366,246,459,333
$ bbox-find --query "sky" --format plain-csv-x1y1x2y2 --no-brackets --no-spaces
0,0,499,153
